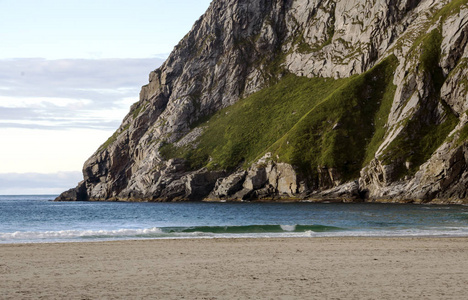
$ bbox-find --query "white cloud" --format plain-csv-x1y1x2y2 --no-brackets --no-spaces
0,57,164,190
0,57,164,130
0,58,164,90
0,171,82,195
0,96,92,108
0,128,113,173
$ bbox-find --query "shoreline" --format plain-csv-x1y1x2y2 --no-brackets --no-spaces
3,234,468,244
3,232,468,246
2,237,468,299
54,197,468,205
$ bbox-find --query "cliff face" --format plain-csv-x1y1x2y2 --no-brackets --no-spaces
57,0,468,204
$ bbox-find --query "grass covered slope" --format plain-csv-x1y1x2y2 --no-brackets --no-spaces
270,55,398,180
161,73,349,170
161,55,398,183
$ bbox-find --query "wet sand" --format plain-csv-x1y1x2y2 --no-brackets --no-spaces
1,237,468,299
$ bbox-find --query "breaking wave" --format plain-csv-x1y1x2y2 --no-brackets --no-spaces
2,223,468,243
166,224,343,234
0,224,343,243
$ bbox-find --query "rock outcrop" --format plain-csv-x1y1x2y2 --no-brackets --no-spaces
57,0,468,204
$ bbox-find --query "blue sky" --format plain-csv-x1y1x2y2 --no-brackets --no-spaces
0,0,212,194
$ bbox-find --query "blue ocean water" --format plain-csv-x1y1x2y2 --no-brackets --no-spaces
1,195,468,243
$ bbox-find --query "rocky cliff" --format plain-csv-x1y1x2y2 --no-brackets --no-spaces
57,0,468,204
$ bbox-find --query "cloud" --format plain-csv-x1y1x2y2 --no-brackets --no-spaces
0,57,164,130
0,58,164,90
0,172,83,195
0,120,120,130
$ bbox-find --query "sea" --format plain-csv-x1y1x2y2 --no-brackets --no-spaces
1,195,468,244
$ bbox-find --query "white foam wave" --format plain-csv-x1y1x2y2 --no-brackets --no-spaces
303,227,468,238
280,225,296,231
0,227,164,241
2,226,468,243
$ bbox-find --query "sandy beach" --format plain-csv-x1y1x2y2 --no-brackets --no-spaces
1,237,468,299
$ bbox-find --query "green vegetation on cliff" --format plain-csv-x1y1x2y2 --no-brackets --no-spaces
434,0,468,22
161,73,348,170
98,124,130,152
161,55,398,181
270,55,397,180
381,29,458,178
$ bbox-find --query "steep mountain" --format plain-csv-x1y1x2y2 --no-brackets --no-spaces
57,0,468,204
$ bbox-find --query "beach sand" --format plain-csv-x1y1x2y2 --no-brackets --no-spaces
1,237,468,299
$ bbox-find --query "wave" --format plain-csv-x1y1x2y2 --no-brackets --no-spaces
3,224,468,243
0,224,342,242
165,224,343,234
0,227,166,242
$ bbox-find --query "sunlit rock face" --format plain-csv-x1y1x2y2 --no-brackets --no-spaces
57,0,468,204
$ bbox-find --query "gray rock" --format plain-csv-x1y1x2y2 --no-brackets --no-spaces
312,181,361,202
57,0,468,204
208,170,247,200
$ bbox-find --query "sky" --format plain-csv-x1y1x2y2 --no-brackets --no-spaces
0,0,212,194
